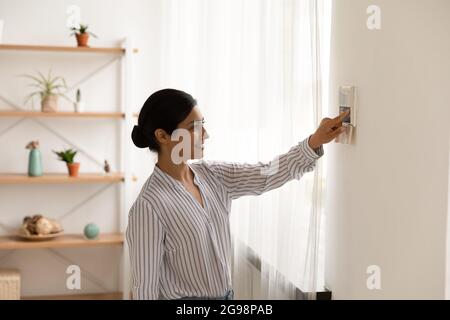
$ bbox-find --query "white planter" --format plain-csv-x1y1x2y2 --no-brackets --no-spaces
74,101,85,113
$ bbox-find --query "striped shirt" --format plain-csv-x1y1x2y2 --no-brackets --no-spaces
126,136,324,300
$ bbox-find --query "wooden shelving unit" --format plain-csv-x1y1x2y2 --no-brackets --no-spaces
0,110,125,119
0,39,136,299
0,44,127,54
0,233,124,250
0,173,124,184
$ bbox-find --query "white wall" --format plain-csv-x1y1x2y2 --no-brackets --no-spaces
325,0,450,299
0,0,161,296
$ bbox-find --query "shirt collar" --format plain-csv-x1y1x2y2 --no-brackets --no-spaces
152,163,200,187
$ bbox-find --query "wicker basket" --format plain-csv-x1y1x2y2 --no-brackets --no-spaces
0,269,20,300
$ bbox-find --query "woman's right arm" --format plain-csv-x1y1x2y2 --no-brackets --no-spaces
126,199,165,300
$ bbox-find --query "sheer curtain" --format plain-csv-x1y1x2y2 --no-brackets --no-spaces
157,0,331,299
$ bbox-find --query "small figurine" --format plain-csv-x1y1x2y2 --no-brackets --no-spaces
104,160,110,174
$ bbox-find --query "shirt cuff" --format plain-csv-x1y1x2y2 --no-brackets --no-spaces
300,136,324,161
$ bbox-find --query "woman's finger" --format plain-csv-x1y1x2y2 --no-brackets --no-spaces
327,126,346,140
320,118,331,126
328,111,350,127
331,122,343,130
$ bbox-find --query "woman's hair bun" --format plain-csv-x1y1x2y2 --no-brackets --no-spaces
131,125,150,148
132,89,197,152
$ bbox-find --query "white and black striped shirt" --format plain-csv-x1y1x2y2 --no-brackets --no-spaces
126,136,324,299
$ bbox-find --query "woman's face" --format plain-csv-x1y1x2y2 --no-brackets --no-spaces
170,106,209,161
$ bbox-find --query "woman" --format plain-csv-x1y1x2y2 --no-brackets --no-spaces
126,88,348,300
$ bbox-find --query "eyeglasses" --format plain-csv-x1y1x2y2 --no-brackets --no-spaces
189,119,206,130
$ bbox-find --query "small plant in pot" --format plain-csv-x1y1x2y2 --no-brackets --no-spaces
74,88,85,112
53,148,80,177
70,24,97,47
23,69,70,112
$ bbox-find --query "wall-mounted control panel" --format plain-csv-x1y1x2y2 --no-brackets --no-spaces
336,85,356,144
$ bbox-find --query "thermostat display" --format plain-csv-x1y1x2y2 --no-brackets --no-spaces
339,86,356,127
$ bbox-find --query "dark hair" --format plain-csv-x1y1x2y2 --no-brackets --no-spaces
131,89,197,152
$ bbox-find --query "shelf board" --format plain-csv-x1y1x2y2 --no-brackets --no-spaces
0,44,125,54
0,233,124,250
22,292,123,300
0,173,124,184
0,110,125,119
22,291,123,300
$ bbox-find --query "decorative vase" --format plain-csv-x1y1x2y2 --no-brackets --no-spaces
41,95,58,112
28,148,42,177
84,223,99,239
67,162,80,177
75,33,89,47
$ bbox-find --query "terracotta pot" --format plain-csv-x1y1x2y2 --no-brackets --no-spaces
67,162,80,177
76,33,89,47
41,95,58,112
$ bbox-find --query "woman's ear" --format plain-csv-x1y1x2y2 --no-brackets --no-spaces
154,129,170,146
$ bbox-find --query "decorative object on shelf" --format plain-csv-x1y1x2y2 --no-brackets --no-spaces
73,88,85,112
104,160,110,174
0,20,4,44
83,223,100,240
70,23,97,47
53,148,80,177
25,140,42,177
18,214,64,241
22,69,70,112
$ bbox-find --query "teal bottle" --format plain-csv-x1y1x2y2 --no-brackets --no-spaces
28,148,42,177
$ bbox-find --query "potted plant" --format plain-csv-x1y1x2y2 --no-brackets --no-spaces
74,88,85,112
23,69,70,112
53,148,80,177
70,24,97,47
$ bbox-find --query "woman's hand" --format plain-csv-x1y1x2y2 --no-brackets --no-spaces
308,110,350,150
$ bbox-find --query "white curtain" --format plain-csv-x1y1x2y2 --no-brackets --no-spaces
158,0,332,299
